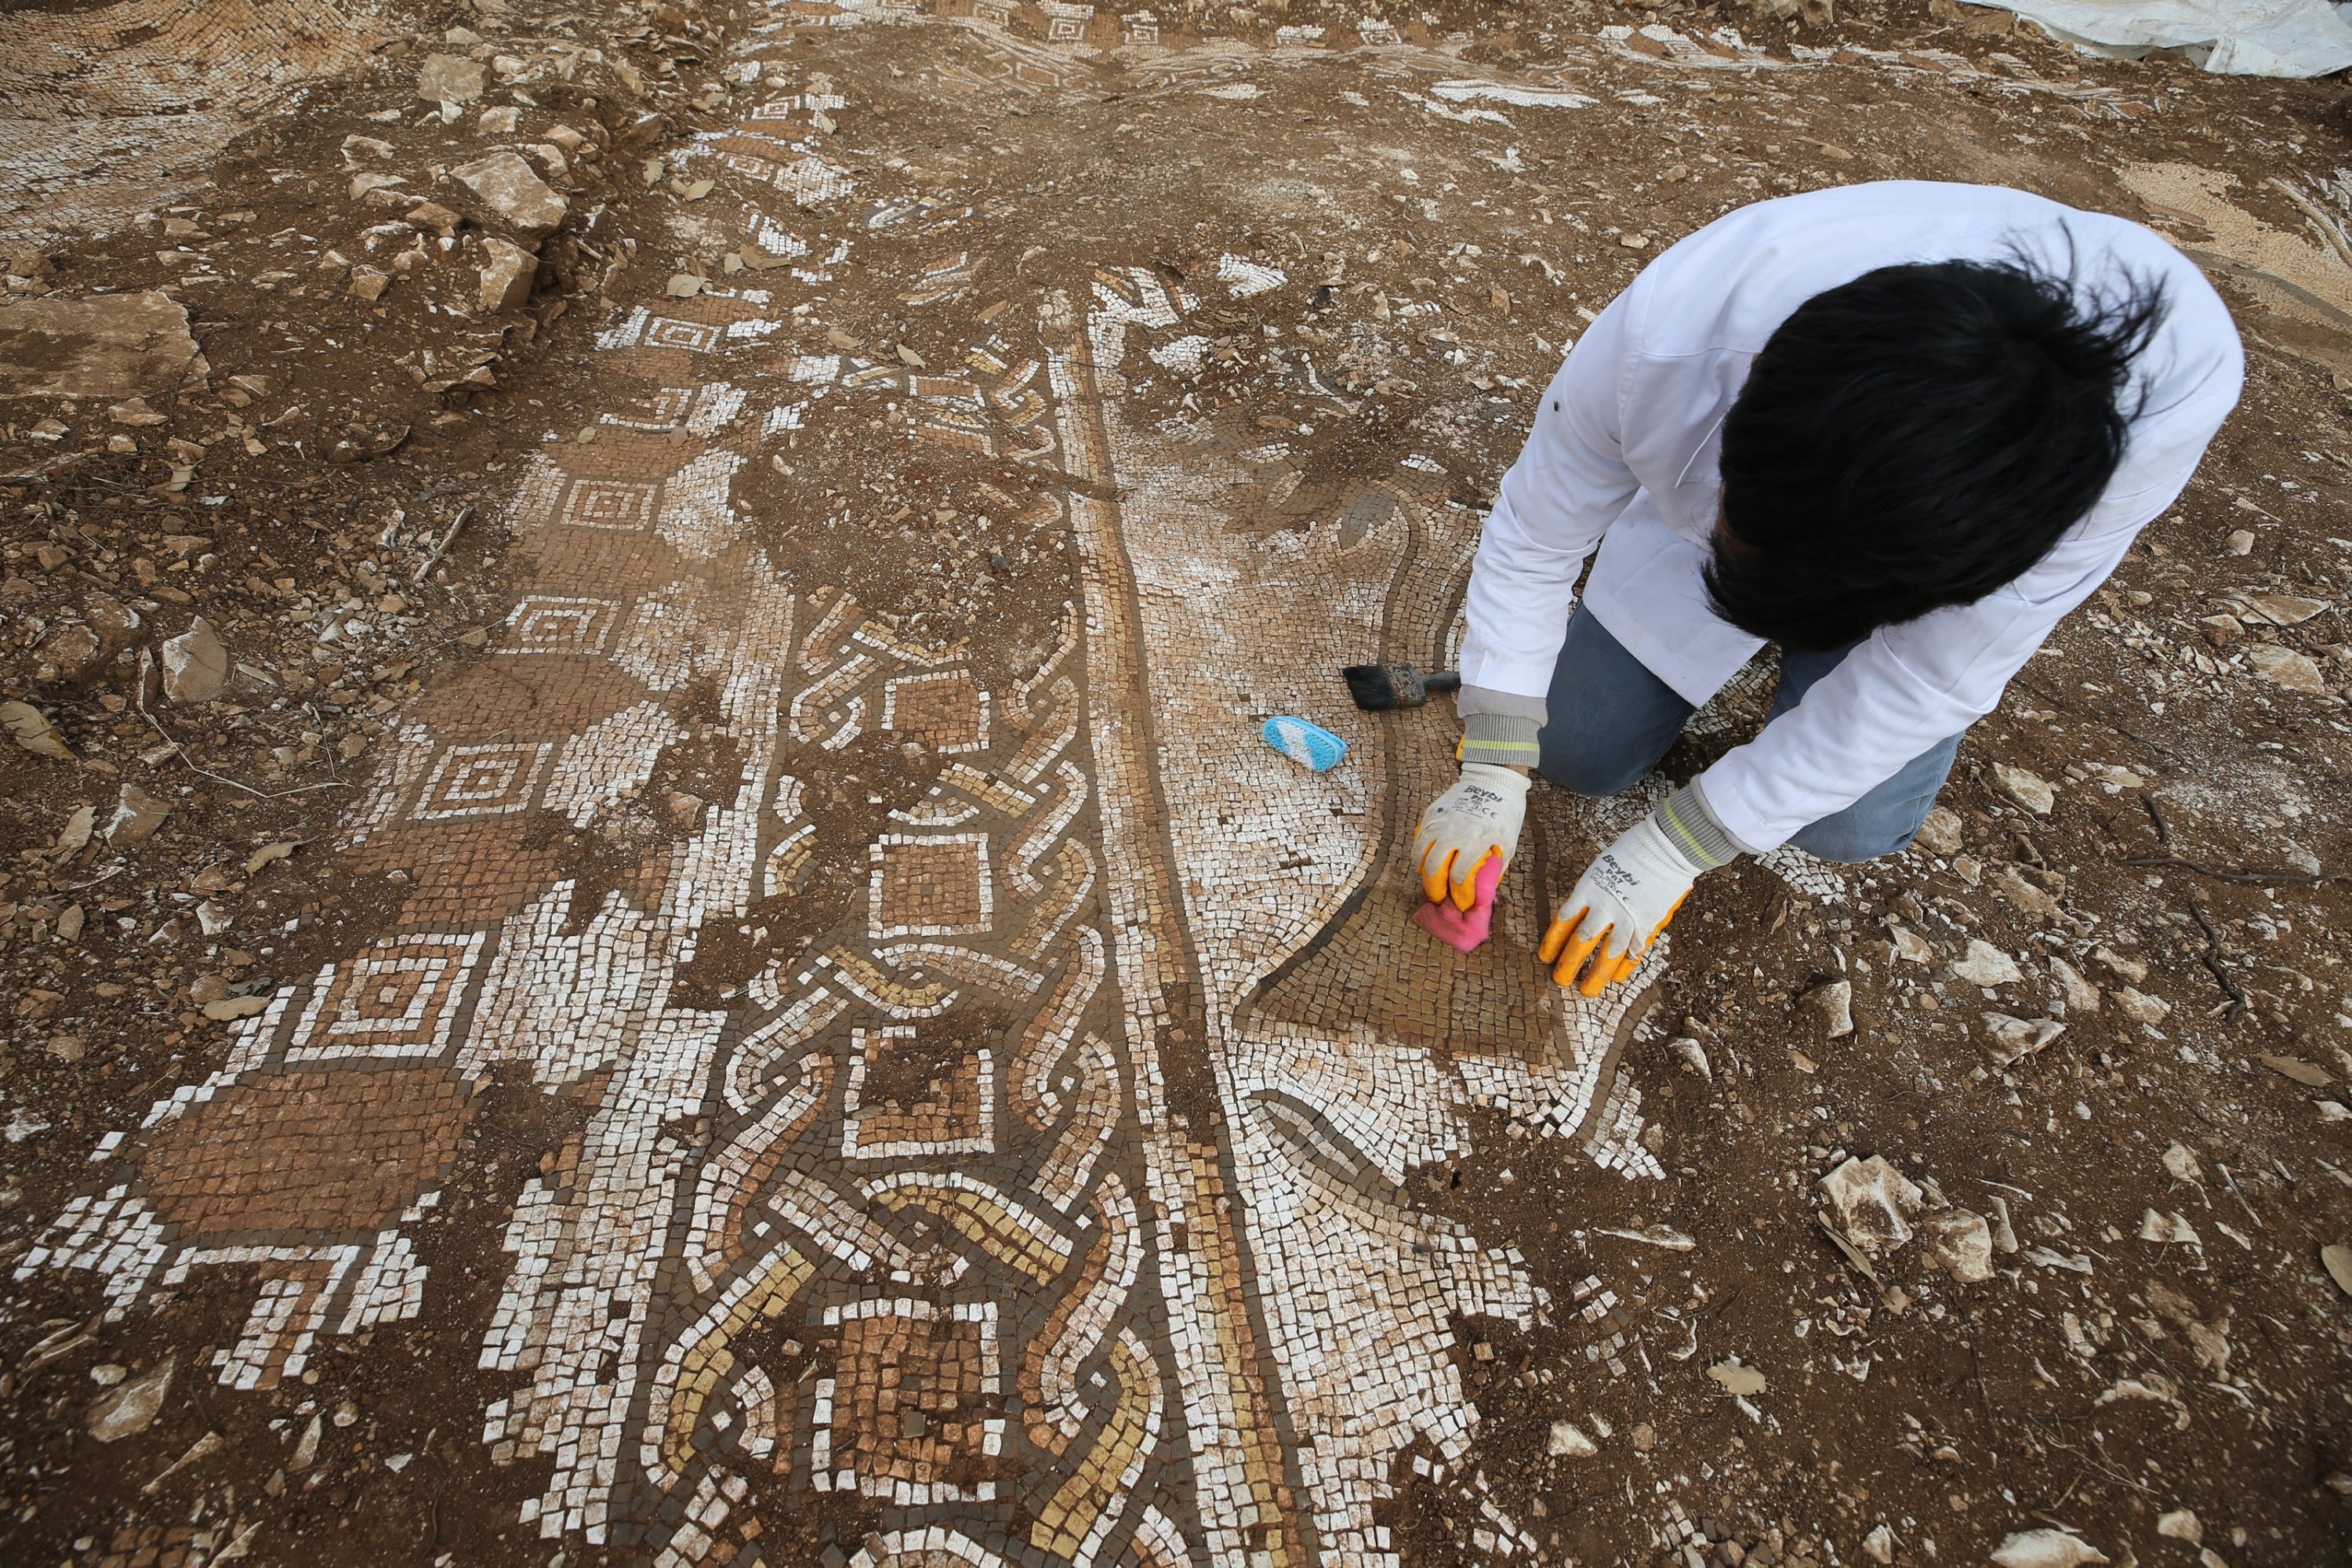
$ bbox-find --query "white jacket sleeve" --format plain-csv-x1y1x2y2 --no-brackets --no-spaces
1457,293,1642,705
1696,522,2134,853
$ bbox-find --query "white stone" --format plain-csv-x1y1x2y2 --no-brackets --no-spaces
2234,591,2331,626
2092,944,2147,985
1706,1359,1767,1396
104,783,171,845
1670,1036,1711,1081
416,53,486,103
1819,1156,1922,1254
1915,804,1964,855
448,152,568,241
1994,862,2063,920
2246,642,2329,695
87,1356,174,1443
2138,1209,2200,1246
1545,1419,1598,1457
2050,957,2100,1014
1951,938,2023,988
1981,1012,2064,1066
1920,1210,1994,1282
161,617,228,703
2114,987,2171,1027
2161,1142,2202,1183
479,236,538,311
1991,763,2056,814
1805,979,1854,1038
1990,1528,2108,1568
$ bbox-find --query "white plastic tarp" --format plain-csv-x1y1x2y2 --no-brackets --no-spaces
1973,0,2352,75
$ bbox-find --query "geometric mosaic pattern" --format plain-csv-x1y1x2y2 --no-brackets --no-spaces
412,741,557,821
502,594,625,655
285,932,485,1062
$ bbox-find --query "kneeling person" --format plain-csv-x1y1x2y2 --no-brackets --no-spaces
1413,182,2243,994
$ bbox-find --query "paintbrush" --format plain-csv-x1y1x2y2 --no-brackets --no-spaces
1341,662,1461,711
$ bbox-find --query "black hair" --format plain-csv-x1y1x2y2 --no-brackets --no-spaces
1707,249,2167,652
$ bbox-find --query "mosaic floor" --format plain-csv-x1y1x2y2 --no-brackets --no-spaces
17,10,1849,1563
0,0,391,251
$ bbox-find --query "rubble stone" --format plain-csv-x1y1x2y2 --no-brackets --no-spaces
105,784,172,845
1920,1210,1994,1281
405,201,463,237
87,1356,175,1443
1981,1012,2064,1065
107,394,167,425
1993,862,2064,920
1546,1419,1599,1457
417,53,486,104
2234,591,2330,625
84,597,139,653
1991,763,2056,814
1804,978,1854,1038
1915,804,1964,855
2092,944,2148,984
161,618,229,704
2246,642,2329,694
33,623,100,681
2050,958,2100,1013
479,237,538,311
1990,1528,2108,1568
1951,938,2023,988
1819,1156,1922,1254
448,152,568,242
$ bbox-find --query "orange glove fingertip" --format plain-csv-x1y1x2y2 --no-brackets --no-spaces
1448,848,1492,913
1537,909,1581,965
1552,928,1606,989
1581,940,1637,1001
1419,844,1454,906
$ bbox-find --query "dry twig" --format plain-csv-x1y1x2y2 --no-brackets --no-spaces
2187,898,2249,1021
2124,795,2345,884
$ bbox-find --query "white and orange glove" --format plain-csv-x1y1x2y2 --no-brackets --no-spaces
1541,786,1738,996
1414,764,1528,911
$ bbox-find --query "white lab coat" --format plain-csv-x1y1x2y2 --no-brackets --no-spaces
1458,181,2244,852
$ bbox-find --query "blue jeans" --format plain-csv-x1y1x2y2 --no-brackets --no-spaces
1536,605,1965,863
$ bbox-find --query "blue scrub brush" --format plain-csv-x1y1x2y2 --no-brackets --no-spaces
1262,716,1347,773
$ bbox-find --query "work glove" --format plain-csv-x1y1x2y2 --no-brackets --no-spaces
1539,800,1717,996
1414,763,1529,912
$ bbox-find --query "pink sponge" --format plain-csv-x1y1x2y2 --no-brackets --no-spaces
1412,851,1504,953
